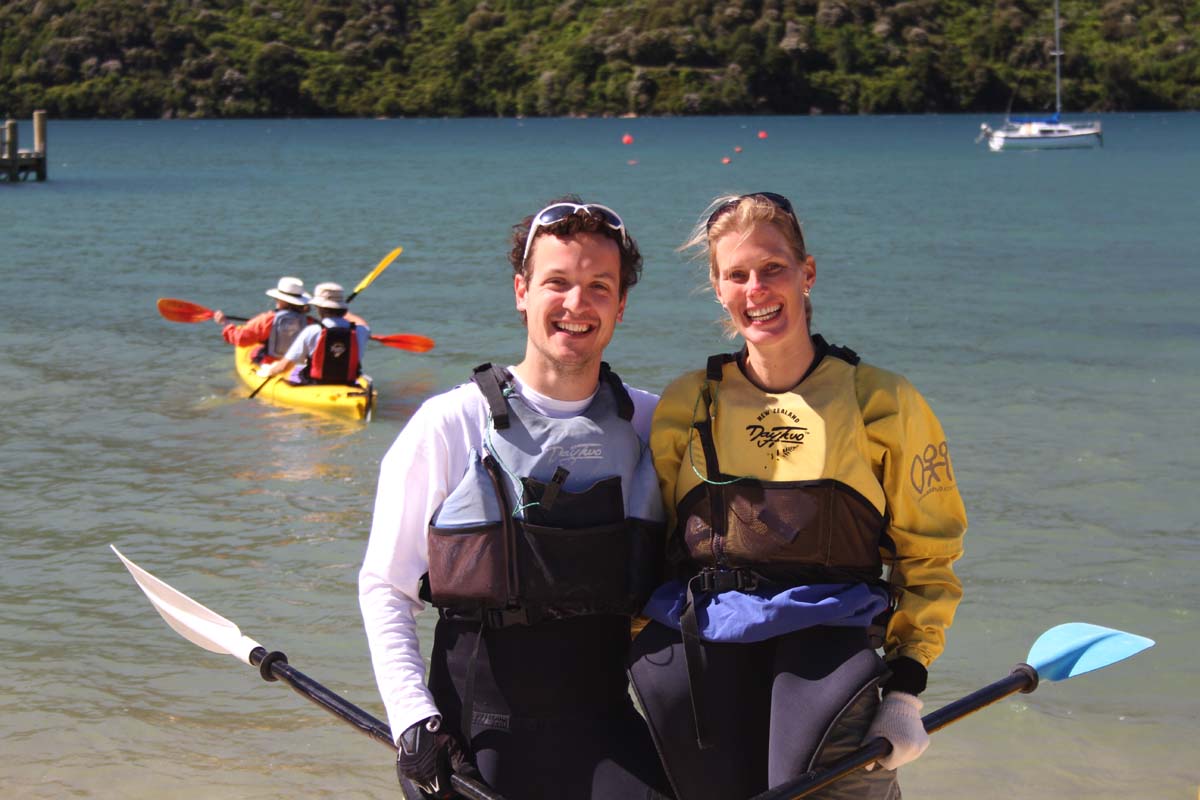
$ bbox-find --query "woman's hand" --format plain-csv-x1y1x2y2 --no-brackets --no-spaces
864,691,929,770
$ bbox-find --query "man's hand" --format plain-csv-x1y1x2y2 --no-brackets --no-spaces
396,716,459,798
864,691,929,770
213,310,227,325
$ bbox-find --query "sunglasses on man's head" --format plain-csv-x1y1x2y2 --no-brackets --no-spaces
705,191,799,232
522,202,629,265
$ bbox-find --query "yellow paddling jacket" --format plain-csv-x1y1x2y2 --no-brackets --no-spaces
650,339,967,671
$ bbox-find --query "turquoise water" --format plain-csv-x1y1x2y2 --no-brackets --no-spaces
2,114,1198,798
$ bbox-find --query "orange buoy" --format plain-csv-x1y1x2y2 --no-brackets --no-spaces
621,133,634,145
757,130,768,139
721,156,732,165
734,146,743,153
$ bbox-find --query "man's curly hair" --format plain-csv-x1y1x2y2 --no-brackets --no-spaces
508,194,642,296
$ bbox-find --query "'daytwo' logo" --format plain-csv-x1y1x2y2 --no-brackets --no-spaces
544,443,605,465
745,407,809,461
910,441,955,496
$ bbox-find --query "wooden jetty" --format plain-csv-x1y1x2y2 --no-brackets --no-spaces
1,110,48,182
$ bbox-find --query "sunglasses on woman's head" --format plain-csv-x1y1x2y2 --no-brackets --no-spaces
705,191,798,232
522,202,629,265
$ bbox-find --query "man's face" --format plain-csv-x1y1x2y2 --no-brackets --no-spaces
515,231,626,375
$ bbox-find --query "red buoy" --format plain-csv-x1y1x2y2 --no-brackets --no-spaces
734,146,743,153
621,133,634,145
721,156,732,165
757,130,768,139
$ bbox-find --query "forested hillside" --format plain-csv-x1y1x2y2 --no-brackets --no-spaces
1,0,1196,118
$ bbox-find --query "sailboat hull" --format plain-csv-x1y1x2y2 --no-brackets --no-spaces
987,122,1103,151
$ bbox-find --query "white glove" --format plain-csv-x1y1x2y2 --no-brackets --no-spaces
255,365,274,378
864,691,929,771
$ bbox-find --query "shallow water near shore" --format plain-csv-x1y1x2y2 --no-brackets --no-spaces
2,113,1198,799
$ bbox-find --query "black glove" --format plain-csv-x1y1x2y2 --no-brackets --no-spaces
396,715,457,798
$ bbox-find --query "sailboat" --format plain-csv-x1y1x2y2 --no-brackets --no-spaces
978,0,1102,151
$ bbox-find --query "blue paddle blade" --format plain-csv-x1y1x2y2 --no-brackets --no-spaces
1026,622,1154,682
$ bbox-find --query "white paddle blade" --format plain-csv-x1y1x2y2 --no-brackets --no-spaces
111,545,262,665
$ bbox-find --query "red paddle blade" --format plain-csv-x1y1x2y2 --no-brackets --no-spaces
157,298,215,323
371,333,435,353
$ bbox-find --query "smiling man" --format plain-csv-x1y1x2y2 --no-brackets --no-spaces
359,198,672,800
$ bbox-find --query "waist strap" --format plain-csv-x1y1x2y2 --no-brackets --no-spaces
439,605,548,629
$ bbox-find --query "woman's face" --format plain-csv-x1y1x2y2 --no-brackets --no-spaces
711,222,815,350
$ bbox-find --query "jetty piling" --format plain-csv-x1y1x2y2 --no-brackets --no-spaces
1,110,47,182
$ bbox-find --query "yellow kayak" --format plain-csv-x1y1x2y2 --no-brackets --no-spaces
234,345,375,421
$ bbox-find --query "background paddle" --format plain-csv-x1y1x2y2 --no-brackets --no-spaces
156,297,246,324
749,622,1155,800
370,333,435,353
111,545,503,800
246,369,278,400
156,299,434,352
347,245,402,303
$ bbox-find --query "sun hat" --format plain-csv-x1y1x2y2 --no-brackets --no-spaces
310,282,348,310
265,276,311,305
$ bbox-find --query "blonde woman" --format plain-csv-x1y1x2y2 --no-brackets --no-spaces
629,192,967,799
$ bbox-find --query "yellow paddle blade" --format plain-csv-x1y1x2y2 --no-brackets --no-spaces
348,246,403,301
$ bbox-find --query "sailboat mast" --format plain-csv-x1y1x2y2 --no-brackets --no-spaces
1052,0,1063,116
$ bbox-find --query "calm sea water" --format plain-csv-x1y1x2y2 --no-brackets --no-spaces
2,114,1198,799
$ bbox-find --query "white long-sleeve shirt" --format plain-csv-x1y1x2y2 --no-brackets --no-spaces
358,369,659,743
